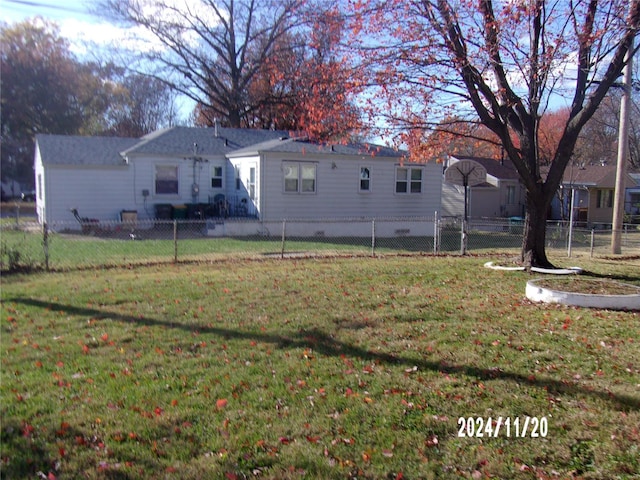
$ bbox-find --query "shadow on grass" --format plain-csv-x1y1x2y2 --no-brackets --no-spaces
581,269,640,285
9,297,640,412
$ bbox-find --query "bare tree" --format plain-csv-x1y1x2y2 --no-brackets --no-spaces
98,0,304,128
576,87,640,169
102,69,179,136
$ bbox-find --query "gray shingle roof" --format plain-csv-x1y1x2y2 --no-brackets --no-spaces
36,135,138,166
227,136,404,158
120,126,291,156
36,127,403,166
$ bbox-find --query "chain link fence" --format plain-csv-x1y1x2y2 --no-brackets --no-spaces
2,215,639,272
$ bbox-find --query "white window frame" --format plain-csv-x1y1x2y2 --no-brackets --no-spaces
283,162,316,194
248,166,256,200
506,185,516,205
395,166,423,194
211,165,223,189
359,166,371,193
155,165,179,195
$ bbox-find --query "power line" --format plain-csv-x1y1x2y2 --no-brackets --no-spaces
2,0,88,16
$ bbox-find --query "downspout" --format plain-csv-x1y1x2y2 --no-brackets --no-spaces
259,153,266,222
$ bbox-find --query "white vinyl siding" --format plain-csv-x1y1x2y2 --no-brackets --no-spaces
254,154,441,221
41,165,133,223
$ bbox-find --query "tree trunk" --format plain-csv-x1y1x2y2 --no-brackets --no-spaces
521,189,554,269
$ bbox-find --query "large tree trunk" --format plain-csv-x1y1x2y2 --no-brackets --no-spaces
521,189,554,269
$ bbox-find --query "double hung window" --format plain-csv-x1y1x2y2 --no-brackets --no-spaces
155,165,179,195
395,166,423,194
211,166,223,188
360,167,371,192
284,162,316,193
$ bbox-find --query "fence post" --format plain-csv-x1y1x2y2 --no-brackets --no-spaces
433,212,438,255
590,229,595,258
460,219,467,255
173,220,178,263
280,219,286,259
43,222,50,271
371,219,376,257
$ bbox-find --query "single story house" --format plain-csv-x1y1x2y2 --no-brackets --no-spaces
34,126,442,236
626,173,640,221
442,155,526,219
549,162,639,225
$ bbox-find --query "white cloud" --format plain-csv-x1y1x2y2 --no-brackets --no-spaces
57,17,164,57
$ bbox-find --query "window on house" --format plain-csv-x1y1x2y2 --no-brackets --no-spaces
249,167,256,200
506,185,516,204
37,174,42,200
235,166,241,190
395,166,423,194
597,189,613,208
155,165,178,195
211,166,223,188
284,162,316,193
301,164,316,192
360,167,371,192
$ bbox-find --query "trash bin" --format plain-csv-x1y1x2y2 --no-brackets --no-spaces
154,203,172,220
509,216,524,234
172,204,188,220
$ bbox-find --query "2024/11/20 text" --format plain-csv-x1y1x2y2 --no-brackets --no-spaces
457,416,548,438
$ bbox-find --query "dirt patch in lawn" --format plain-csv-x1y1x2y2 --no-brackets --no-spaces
535,277,640,295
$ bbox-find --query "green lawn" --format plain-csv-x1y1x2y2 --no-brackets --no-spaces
1,256,639,479
1,225,524,272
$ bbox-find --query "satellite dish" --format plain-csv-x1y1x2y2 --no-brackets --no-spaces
444,159,487,187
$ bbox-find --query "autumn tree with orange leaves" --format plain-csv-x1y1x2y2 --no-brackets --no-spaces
101,0,361,141
418,118,503,162
349,0,639,268
239,7,363,140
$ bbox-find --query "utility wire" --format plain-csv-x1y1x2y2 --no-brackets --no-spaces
2,0,87,15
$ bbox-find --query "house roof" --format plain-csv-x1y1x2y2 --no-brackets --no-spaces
120,126,290,157
227,136,404,158
559,163,639,188
37,127,398,166
36,135,138,166
450,156,520,180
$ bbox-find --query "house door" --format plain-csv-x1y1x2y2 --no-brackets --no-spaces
247,163,258,216
248,165,256,201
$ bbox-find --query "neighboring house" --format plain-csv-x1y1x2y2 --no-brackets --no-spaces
34,126,442,236
549,162,639,225
628,173,640,220
443,155,526,219
1,178,23,201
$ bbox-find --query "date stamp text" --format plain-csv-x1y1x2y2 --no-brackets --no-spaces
457,416,548,438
